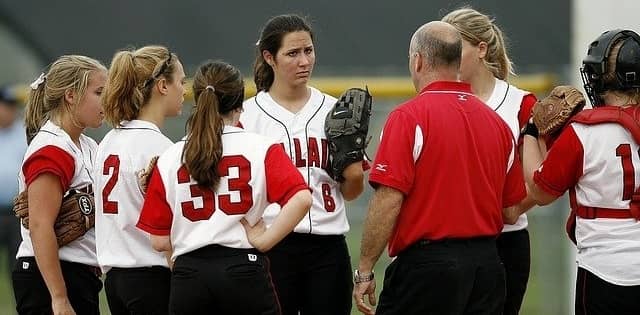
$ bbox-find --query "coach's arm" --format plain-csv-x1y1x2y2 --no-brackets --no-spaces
354,185,404,315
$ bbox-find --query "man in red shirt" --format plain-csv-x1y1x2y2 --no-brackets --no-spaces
352,21,527,315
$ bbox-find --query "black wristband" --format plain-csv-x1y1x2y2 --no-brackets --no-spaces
522,121,539,138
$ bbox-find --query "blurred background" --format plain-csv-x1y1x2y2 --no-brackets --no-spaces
0,0,637,314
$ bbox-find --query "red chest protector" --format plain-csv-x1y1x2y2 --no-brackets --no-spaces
564,106,640,244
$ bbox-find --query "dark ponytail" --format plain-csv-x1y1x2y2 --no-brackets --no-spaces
183,60,244,188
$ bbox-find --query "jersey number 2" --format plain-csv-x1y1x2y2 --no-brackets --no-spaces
616,144,639,201
177,155,254,221
102,154,120,214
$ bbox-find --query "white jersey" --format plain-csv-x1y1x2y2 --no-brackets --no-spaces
535,117,640,286
571,123,640,286
94,120,173,272
16,120,98,266
137,126,308,260
241,87,349,235
486,78,529,232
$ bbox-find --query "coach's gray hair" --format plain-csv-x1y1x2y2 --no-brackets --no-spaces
410,21,462,70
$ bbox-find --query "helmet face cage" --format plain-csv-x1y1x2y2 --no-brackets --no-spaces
580,64,602,106
581,29,640,107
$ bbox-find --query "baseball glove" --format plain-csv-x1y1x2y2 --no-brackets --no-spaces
325,87,372,182
136,156,159,194
13,189,95,247
532,86,586,136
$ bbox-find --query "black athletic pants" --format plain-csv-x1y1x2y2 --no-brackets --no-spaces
169,244,281,315
575,267,640,315
496,229,530,315
376,237,505,315
12,256,102,315
105,266,171,315
266,233,353,315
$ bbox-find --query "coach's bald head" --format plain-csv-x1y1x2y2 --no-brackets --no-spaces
409,21,461,91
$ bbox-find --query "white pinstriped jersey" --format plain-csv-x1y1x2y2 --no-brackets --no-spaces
241,87,349,235
137,126,308,260
94,120,173,272
487,78,530,232
16,121,99,266
535,119,640,285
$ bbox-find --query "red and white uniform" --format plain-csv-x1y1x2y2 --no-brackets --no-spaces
486,78,537,232
534,107,640,286
137,126,308,260
16,120,98,266
94,120,173,272
241,88,348,235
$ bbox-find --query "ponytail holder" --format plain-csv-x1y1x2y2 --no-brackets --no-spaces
206,85,216,92
30,73,46,90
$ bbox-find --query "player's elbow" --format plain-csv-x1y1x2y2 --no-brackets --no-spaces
531,187,557,206
151,235,171,252
298,190,313,213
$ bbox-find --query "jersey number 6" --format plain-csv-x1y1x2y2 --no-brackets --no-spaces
177,155,254,221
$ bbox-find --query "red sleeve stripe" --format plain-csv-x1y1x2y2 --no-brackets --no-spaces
137,167,173,235
22,145,75,191
264,144,310,206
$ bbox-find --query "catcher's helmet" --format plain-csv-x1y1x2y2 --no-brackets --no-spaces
581,29,640,106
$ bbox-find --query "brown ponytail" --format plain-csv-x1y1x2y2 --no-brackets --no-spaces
183,60,244,188
103,46,176,127
442,7,515,80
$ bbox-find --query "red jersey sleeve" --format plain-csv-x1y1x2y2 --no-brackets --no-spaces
137,167,173,235
22,145,75,191
516,94,537,148
533,125,583,197
517,93,537,130
369,110,419,194
503,148,527,207
264,144,309,206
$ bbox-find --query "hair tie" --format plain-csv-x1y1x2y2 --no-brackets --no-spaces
30,73,46,90
206,85,215,92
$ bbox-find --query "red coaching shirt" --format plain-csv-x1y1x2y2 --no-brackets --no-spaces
369,81,526,257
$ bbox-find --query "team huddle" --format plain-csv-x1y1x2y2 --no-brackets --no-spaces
9,7,640,315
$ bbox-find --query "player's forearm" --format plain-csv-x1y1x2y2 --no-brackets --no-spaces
31,224,68,300
340,162,365,201
257,190,312,252
522,135,544,189
358,186,403,273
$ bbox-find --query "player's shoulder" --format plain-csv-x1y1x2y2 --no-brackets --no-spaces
28,121,78,154
223,125,276,146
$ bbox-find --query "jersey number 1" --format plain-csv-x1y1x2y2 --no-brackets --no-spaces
177,155,254,221
616,144,639,201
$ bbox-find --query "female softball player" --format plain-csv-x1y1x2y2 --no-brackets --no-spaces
442,8,538,314
12,55,106,315
94,45,185,315
137,60,312,315
524,29,640,315
240,14,367,315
